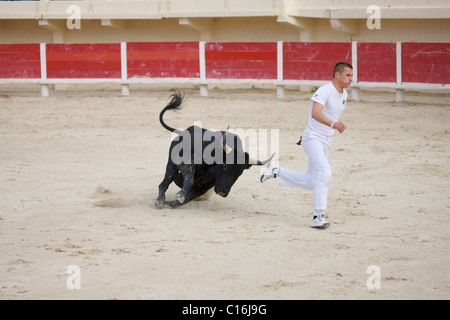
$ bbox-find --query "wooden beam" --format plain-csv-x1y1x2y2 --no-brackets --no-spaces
329,18,358,34
179,18,214,41
101,19,127,29
277,15,314,41
38,19,65,43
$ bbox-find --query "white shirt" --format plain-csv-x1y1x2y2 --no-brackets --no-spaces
307,82,347,136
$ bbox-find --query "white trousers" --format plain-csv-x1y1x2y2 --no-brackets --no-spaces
277,129,332,215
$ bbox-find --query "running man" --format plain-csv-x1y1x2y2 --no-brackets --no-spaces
260,62,353,228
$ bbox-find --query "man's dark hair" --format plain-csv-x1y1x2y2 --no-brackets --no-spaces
333,62,353,78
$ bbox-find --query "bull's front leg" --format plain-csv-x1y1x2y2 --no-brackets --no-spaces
155,161,177,209
174,165,195,205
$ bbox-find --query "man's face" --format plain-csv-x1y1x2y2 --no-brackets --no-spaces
336,67,353,88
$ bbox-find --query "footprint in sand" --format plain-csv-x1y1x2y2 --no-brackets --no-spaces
93,197,129,208
92,186,129,208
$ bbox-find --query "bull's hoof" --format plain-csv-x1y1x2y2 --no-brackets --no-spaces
154,200,163,209
154,196,165,209
174,193,185,204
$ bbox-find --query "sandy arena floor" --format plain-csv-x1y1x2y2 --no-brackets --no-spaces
0,84,449,299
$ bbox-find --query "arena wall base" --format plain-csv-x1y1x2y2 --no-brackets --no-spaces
276,85,286,99
40,84,49,97
350,82,449,102
351,87,360,101
199,84,208,97
121,84,130,96
396,89,405,103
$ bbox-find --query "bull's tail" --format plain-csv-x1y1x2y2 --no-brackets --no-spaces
159,91,185,133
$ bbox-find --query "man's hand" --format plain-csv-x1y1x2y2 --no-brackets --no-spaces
332,121,347,133
312,102,347,133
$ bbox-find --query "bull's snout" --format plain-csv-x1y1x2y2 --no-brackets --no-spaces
214,187,229,198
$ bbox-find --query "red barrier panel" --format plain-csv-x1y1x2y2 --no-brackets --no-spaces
205,42,277,79
402,43,450,84
46,43,121,78
357,43,396,82
2,41,450,92
127,42,199,78
0,44,40,78
283,42,352,80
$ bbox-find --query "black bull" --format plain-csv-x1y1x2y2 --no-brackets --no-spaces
154,92,274,209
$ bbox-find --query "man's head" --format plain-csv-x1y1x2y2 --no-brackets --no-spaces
333,62,353,88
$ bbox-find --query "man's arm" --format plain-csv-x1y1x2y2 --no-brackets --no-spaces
311,101,347,133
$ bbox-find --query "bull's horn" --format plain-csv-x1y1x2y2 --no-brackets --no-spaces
248,152,275,166
220,126,234,154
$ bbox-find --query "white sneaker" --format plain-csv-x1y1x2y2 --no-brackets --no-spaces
310,215,330,229
260,166,278,183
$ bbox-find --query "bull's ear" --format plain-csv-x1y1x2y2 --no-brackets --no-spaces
244,152,252,169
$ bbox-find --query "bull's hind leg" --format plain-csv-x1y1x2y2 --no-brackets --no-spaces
154,161,178,209
165,187,209,208
173,171,183,189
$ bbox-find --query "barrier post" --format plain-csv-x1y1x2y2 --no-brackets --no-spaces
199,41,208,96
351,41,360,101
40,43,49,97
120,42,129,96
276,41,285,98
395,42,404,102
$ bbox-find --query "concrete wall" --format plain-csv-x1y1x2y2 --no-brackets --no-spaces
0,1,449,44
